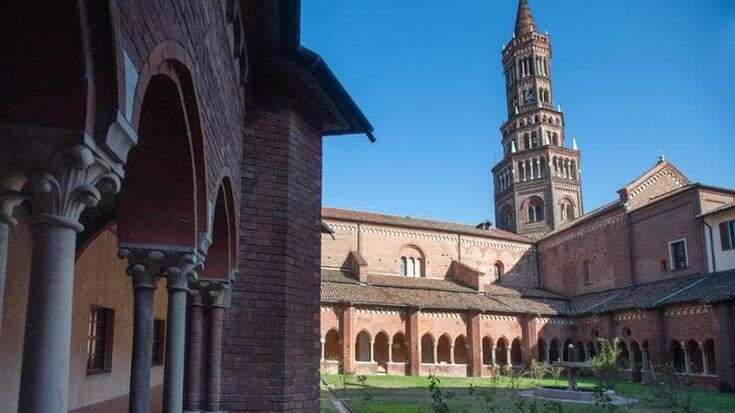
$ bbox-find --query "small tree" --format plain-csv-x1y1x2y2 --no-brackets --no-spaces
589,338,622,411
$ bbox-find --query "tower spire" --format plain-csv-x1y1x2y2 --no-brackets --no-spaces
514,0,537,36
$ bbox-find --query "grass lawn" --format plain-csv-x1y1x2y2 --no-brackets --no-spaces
320,374,735,413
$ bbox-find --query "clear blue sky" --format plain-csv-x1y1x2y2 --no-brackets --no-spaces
302,0,735,225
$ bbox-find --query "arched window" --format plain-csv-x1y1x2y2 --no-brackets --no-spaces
324,329,341,361
630,341,642,369
454,335,468,365
704,339,716,374
355,331,372,362
526,196,545,223
483,337,494,365
537,338,546,362
618,341,630,368
421,334,435,364
583,261,592,285
373,332,390,368
493,261,505,280
392,332,408,363
399,246,424,277
437,335,452,364
511,338,523,365
671,341,685,372
560,199,575,221
549,339,560,363
686,340,703,374
495,338,509,366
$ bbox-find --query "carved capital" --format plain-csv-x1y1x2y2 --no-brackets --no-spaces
207,282,231,308
24,144,122,232
119,244,203,292
0,190,27,226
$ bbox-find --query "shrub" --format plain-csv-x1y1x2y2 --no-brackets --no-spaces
648,363,694,413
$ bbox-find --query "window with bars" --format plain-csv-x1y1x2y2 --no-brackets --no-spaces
152,319,166,366
87,306,114,375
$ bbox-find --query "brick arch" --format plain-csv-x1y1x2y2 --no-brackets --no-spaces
391,332,408,363
495,336,509,366
373,331,390,367
118,43,207,248
200,176,237,279
437,334,453,364
324,329,340,361
482,336,494,365
421,333,436,364
454,335,468,365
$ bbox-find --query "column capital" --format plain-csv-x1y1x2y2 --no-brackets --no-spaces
0,190,27,226
23,144,122,232
119,244,203,290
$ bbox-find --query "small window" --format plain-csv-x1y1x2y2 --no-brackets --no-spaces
494,262,505,280
152,319,166,366
583,261,592,285
668,239,688,271
87,306,115,375
720,220,734,251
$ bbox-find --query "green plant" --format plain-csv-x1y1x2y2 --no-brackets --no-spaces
529,360,550,385
590,338,621,390
427,374,455,413
648,363,694,413
356,374,368,385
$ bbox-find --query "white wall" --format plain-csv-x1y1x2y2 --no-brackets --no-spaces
704,209,735,273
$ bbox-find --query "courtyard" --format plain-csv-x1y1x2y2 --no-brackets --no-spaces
320,374,735,413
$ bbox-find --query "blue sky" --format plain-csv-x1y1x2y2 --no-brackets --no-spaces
302,0,735,225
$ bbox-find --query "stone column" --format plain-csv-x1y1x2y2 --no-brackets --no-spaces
388,338,394,363
449,344,455,364
683,342,692,374
184,288,205,412
321,338,326,362
206,284,228,413
506,347,512,367
340,305,355,374
701,343,709,376
18,145,121,413
0,190,25,336
163,253,202,413
433,345,438,365
118,247,167,413
544,345,550,363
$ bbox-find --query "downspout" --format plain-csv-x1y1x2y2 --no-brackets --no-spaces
703,221,717,273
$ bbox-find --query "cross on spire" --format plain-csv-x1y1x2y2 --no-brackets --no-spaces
514,0,537,37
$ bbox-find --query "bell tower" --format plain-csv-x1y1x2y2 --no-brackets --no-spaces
492,0,583,240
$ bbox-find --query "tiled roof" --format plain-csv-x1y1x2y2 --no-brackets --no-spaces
322,207,532,243
322,269,735,317
321,270,570,315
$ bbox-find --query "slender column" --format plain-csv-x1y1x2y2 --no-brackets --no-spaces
490,345,495,366
702,344,709,375
0,190,25,336
449,345,455,364
545,345,550,363
184,288,205,412
388,338,394,363
321,339,326,361
369,338,374,363
433,344,438,365
506,347,512,366
119,247,166,413
206,284,228,412
18,145,121,413
163,254,202,413
684,342,692,374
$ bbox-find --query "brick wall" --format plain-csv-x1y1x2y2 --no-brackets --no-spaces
225,77,323,411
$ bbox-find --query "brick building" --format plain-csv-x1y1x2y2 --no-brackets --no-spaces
0,1,373,412
320,0,735,393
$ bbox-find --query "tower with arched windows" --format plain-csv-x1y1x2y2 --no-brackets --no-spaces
492,0,583,239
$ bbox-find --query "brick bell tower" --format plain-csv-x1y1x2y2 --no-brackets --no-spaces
492,0,583,240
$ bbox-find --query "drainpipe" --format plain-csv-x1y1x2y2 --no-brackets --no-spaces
703,221,717,273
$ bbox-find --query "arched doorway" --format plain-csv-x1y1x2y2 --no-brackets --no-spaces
511,338,523,366
437,335,452,364
373,332,390,369
421,334,435,364
392,332,408,363
495,338,509,366
324,329,340,361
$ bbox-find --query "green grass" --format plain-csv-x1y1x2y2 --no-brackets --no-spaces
321,374,735,412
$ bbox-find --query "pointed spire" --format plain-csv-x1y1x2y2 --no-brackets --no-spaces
511,140,517,153
572,138,578,150
514,0,537,37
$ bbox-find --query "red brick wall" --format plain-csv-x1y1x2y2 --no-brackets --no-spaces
629,189,706,284
539,207,631,295
225,82,323,411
